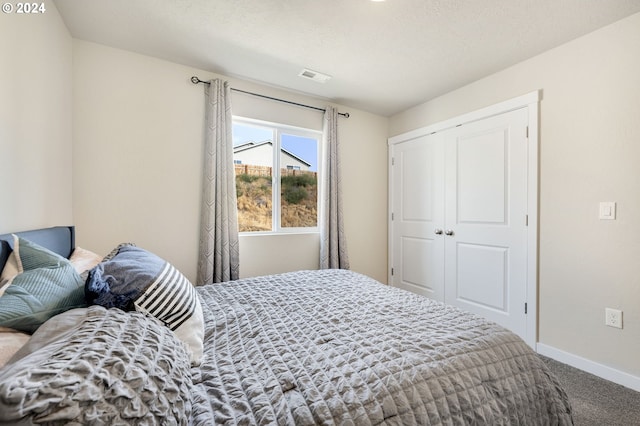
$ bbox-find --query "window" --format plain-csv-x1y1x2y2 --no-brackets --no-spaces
233,118,321,233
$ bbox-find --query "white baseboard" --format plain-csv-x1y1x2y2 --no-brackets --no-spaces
537,343,640,392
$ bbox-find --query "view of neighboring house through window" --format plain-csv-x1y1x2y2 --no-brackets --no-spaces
233,118,321,233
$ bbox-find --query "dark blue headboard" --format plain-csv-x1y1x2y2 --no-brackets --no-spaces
0,226,75,273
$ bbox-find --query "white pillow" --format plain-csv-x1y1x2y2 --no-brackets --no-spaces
0,235,23,285
69,247,103,274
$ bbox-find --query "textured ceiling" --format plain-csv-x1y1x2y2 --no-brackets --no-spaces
53,0,640,116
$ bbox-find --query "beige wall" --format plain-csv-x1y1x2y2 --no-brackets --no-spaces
72,40,389,284
0,1,73,233
389,13,640,378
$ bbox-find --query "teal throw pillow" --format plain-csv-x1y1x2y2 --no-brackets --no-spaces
0,237,85,333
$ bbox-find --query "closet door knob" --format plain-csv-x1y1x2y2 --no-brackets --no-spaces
444,229,454,236
434,229,443,235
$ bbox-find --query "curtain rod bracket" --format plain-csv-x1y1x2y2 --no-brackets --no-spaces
190,76,349,118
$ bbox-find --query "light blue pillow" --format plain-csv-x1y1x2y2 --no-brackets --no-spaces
0,237,85,333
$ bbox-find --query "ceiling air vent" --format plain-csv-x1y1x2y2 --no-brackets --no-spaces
298,68,332,83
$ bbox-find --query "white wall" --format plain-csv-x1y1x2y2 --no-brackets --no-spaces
72,40,389,284
389,13,640,379
0,1,73,233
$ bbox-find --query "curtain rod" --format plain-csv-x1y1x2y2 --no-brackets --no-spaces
190,76,349,118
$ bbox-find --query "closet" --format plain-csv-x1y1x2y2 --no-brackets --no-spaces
388,92,539,347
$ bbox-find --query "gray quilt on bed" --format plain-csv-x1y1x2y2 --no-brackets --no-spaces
0,269,573,425
0,306,193,425
190,269,573,425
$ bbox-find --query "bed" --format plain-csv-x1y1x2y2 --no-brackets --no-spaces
0,226,574,425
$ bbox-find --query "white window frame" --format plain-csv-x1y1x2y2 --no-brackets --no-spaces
233,116,322,235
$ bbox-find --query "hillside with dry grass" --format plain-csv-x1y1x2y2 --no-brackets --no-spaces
236,172,317,232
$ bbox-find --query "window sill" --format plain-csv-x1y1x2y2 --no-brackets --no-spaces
239,230,320,237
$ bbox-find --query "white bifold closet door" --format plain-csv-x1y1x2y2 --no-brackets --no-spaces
390,107,529,341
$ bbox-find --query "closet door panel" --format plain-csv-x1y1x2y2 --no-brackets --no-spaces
391,134,445,301
400,237,435,294
444,108,529,338
456,243,508,312
457,129,507,224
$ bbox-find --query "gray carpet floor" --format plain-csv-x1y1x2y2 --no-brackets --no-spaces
541,356,640,425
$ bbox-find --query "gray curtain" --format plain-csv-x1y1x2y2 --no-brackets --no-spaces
197,79,239,284
320,106,350,269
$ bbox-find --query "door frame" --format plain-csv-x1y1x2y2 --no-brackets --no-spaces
388,90,540,349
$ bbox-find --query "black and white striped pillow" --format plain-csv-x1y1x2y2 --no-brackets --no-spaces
135,261,199,331
85,246,204,365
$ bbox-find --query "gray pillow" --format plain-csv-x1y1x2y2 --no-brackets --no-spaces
0,306,193,425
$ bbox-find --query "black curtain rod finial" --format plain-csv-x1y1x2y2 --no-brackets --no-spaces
191,76,208,85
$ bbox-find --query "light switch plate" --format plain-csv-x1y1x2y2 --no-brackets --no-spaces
599,202,616,220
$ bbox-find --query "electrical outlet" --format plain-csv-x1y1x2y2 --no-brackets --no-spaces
605,308,623,329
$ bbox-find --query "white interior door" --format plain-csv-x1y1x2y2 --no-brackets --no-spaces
390,133,445,301
443,108,529,338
